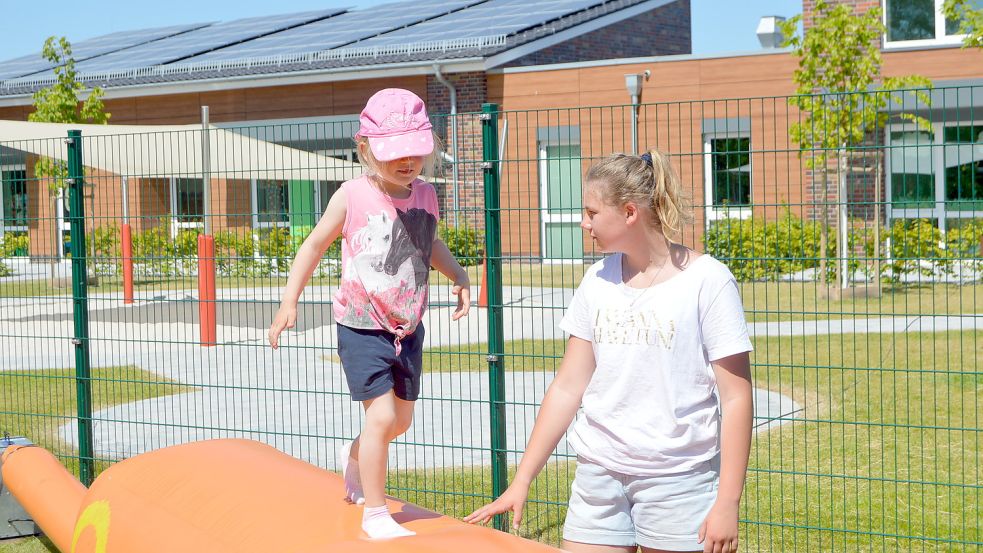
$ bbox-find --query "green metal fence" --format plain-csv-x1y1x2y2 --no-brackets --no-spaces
0,86,980,551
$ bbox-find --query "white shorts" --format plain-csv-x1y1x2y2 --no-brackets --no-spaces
562,455,720,551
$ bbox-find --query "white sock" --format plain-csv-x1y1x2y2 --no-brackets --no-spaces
361,505,415,539
339,441,365,505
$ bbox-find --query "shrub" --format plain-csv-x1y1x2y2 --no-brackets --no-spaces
1,232,29,258
944,219,983,258
707,213,982,283
173,228,201,259
0,232,25,277
703,211,828,281
215,230,259,277
438,220,483,267
89,224,121,276
878,219,945,281
258,227,295,274
132,226,178,276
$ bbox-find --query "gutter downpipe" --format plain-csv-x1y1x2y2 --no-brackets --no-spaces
434,64,459,226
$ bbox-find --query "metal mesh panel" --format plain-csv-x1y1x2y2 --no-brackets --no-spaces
0,86,980,551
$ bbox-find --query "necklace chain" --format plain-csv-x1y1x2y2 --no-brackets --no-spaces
626,255,669,309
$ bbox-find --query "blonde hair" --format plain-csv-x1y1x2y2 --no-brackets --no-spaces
585,149,692,238
355,132,444,179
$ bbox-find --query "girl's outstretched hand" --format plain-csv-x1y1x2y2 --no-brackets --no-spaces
451,281,471,320
463,482,528,530
268,305,297,349
698,500,739,553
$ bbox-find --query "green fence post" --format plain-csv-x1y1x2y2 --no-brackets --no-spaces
66,129,94,485
481,103,508,531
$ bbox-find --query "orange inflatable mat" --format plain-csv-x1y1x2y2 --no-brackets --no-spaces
1,439,563,553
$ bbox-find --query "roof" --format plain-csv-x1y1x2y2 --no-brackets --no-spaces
0,0,665,97
0,120,366,181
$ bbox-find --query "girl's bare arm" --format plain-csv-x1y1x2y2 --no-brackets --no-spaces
267,188,347,348
464,336,595,528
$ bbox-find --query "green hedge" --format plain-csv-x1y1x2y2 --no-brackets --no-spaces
82,219,487,278
0,232,29,277
703,211,830,281
704,213,983,283
438,220,484,267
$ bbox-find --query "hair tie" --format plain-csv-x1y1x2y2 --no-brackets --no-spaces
640,152,653,167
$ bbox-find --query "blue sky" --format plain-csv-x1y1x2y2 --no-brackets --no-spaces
0,0,801,61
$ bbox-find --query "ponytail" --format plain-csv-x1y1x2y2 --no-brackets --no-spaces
585,149,691,237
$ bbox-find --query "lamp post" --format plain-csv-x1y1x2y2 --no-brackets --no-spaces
625,70,651,154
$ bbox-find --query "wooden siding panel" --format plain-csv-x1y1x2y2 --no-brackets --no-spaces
135,93,201,124
244,83,334,119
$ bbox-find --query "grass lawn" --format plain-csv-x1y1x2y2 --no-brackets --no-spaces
391,331,980,551
737,281,983,323
0,366,190,553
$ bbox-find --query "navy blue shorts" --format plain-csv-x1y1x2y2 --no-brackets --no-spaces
336,323,425,401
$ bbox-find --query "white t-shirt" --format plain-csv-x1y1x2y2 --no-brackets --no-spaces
559,252,752,476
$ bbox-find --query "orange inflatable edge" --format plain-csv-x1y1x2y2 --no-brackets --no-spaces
1,445,86,553
1,440,564,553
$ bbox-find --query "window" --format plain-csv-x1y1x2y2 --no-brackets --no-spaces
889,129,934,209
943,125,983,211
1,168,28,229
887,122,983,230
254,179,289,226
704,136,752,221
171,178,205,231
884,0,982,47
538,125,584,262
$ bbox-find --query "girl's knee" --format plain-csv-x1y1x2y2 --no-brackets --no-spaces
390,415,413,439
364,410,398,434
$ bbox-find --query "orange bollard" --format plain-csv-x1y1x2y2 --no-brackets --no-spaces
198,234,217,346
477,258,488,308
121,223,134,304
1,445,86,553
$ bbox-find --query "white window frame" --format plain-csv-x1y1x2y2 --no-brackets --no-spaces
55,188,71,258
538,138,583,265
1,164,29,238
169,176,205,238
882,0,971,49
703,133,753,224
885,120,983,232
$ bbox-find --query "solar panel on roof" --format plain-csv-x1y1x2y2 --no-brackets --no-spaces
354,0,607,46
24,8,346,78
0,23,209,81
184,0,484,64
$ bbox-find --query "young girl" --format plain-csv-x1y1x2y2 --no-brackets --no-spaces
268,88,471,539
465,151,753,553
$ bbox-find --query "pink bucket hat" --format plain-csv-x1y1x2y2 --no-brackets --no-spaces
356,88,434,162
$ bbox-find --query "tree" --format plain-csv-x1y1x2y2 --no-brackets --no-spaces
942,0,983,48
778,1,932,289
28,36,110,265
30,37,109,127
